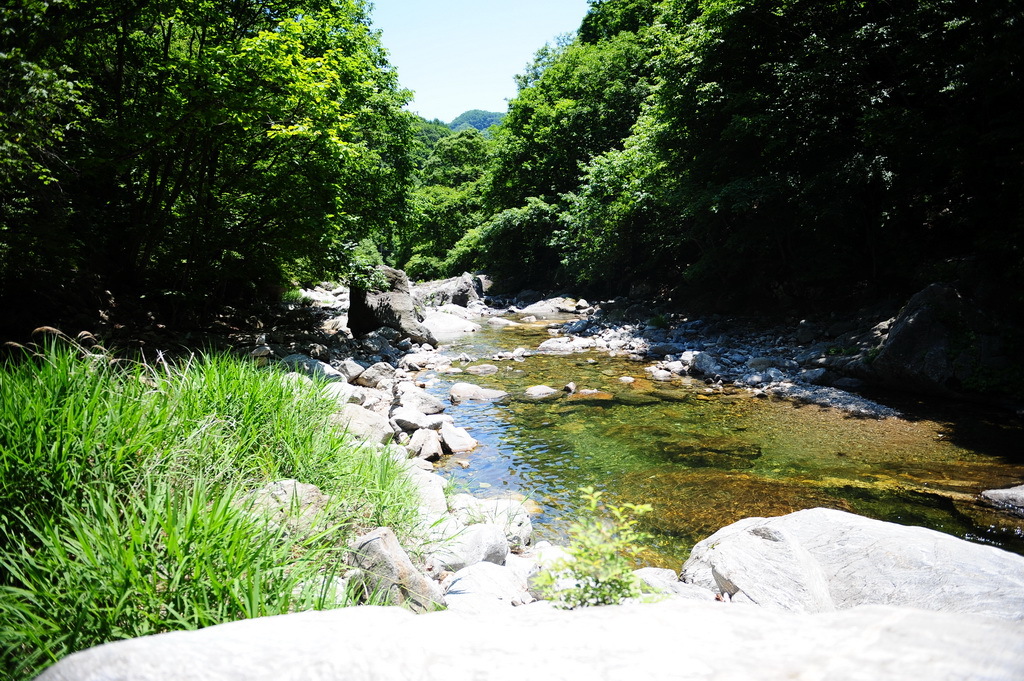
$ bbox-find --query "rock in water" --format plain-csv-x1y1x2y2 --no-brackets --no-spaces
982,484,1024,518
349,266,437,346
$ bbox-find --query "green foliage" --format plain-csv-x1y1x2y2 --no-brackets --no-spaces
407,115,452,171
448,109,506,132
579,0,659,44
488,30,652,210
0,339,419,679
281,289,315,306
0,0,412,325
421,129,490,187
479,13,657,287
480,0,1023,302
641,0,1024,295
398,128,491,279
534,487,652,609
478,198,566,288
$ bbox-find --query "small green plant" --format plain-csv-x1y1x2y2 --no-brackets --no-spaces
648,313,670,330
534,487,652,609
281,288,314,306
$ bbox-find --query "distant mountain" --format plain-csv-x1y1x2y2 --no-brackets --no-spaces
448,109,506,132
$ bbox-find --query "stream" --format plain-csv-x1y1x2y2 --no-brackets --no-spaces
423,320,1024,569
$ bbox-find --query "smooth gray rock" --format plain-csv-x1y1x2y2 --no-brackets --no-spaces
648,342,686,357
396,382,446,415
682,507,1024,620
449,494,532,549
349,266,436,346
429,523,509,573
537,336,574,354
442,561,532,612
408,428,444,461
335,357,366,383
399,351,445,371
439,421,477,453
798,367,828,384
411,272,480,308
355,361,395,388
982,484,1024,518
38,601,1024,681
633,567,717,602
689,351,718,376
280,354,343,381
525,384,559,398
405,468,448,519
420,311,482,342
242,480,331,540
329,404,393,445
321,381,363,406
465,363,499,376
346,527,444,613
449,382,508,403
870,283,1008,397
390,406,431,432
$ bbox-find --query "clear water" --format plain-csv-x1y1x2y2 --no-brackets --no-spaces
427,320,1024,569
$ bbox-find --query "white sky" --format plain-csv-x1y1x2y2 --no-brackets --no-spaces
369,0,591,123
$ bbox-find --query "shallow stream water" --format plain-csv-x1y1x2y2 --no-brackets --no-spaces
426,320,1024,569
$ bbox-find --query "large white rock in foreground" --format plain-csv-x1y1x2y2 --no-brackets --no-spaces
682,507,1024,620
37,600,1024,680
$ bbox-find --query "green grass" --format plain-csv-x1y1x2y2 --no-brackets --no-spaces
0,338,420,680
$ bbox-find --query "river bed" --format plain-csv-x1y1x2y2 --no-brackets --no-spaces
424,320,1024,569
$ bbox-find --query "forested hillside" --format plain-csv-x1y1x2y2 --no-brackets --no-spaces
448,109,505,132
1,0,1022,336
461,0,1022,310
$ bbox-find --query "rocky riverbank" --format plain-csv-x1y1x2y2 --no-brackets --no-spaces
33,268,1024,679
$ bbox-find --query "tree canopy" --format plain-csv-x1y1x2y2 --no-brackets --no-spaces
462,0,1024,305
0,0,411,328
3,0,1021,332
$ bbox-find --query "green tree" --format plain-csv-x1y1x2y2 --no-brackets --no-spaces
398,128,491,280
480,7,658,288
555,0,1023,303
0,0,412,328
646,0,1024,299
407,115,451,171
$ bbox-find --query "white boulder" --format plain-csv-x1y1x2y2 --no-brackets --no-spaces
681,507,1024,620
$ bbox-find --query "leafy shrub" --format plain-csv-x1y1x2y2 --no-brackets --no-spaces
534,487,652,608
404,253,445,282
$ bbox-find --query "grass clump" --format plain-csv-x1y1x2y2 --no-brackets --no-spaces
534,487,653,609
0,338,419,680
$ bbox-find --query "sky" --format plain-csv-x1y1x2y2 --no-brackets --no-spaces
369,0,591,123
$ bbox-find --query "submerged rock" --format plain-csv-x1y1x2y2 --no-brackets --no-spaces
981,484,1024,518
449,382,508,403
524,385,559,399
